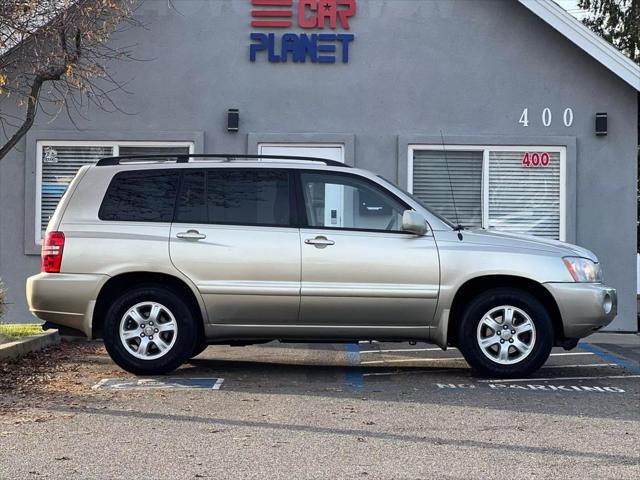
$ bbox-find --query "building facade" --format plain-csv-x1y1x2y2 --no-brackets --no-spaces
0,0,638,331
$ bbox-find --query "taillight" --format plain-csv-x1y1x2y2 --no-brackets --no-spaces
42,232,65,273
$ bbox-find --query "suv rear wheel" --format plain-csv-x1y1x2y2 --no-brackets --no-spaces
103,285,198,375
457,287,553,378
190,341,208,359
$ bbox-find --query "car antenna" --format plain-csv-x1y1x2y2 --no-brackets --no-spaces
440,130,464,241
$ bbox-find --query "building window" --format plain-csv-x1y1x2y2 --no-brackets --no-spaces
36,141,194,242
411,150,483,229
408,145,565,240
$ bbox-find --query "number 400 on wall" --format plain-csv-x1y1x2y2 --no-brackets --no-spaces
519,107,574,127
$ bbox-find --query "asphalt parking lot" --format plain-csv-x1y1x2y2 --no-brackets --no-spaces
0,333,638,479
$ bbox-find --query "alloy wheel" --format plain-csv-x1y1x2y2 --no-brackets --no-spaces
119,301,178,360
476,305,536,365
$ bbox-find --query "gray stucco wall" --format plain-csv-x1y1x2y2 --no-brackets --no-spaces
0,0,637,331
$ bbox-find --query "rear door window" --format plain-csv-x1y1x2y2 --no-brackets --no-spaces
175,170,206,223
174,169,292,227
99,170,180,222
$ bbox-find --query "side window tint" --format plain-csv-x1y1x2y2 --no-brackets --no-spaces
300,172,407,232
175,171,206,223
99,170,179,222
207,170,290,226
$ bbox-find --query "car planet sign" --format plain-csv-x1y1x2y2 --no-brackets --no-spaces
250,0,356,64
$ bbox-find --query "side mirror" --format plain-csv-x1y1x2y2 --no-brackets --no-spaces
402,210,428,236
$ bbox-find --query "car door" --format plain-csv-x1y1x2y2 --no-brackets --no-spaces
297,170,440,327
169,167,300,325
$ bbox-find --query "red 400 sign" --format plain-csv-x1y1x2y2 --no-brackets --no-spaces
522,152,550,168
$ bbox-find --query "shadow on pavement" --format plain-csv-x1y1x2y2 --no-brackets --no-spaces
47,404,638,466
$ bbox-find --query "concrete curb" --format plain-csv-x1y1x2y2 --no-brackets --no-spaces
0,330,60,361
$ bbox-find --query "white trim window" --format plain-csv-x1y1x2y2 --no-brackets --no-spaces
408,145,566,240
36,140,194,242
258,143,345,163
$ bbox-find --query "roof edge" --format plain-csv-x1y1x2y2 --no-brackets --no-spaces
518,0,640,91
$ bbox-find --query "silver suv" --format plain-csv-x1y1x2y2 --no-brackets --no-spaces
26,154,617,378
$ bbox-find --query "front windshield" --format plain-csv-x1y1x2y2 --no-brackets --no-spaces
377,176,456,228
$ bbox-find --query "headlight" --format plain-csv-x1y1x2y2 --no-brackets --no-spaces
563,257,602,283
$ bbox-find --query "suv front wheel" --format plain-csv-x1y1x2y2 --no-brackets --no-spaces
457,288,553,378
103,285,198,375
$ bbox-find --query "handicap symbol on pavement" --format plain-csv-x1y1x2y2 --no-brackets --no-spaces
93,377,224,390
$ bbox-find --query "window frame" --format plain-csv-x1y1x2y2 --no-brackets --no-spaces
294,169,413,235
172,168,299,229
35,140,194,244
407,144,567,241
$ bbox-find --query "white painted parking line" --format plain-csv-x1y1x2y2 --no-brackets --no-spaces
360,356,602,365
362,368,452,377
541,363,617,368
360,347,454,354
550,352,595,357
360,364,617,377
359,349,594,356
361,357,466,365
479,374,640,383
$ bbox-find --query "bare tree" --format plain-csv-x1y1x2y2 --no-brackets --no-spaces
0,0,141,161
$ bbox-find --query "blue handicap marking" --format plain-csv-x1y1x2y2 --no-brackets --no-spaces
344,343,364,390
93,377,224,390
578,342,640,374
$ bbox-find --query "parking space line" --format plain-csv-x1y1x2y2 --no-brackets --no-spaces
549,352,595,357
361,357,466,364
361,352,599,365
540,363,617,368
578,342,640,374
344,343,364,390
361,357,602,364
360,364,617,377
360,347,453,354
478,374,640,383
363,368,452,377
359,349,594,356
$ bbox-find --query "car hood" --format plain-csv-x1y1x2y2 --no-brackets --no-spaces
460,229,598,262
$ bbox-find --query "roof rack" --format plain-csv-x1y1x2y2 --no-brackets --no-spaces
95,153,350,168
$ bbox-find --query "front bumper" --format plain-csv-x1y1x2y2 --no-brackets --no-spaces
543,282,617,339
26,273,108,338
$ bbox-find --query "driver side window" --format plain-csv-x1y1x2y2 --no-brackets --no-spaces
299,172,407,232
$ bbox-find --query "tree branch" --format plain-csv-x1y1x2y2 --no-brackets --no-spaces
0,0,141,161
0,67,63,159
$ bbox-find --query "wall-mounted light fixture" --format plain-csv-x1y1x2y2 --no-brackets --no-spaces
595,112,607,136
227,109,239,133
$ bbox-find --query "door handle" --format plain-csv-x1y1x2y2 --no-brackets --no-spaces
176,229,206,240
305,236,335,248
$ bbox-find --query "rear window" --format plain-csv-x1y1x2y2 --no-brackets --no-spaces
99,170,180,222
175,169,291,227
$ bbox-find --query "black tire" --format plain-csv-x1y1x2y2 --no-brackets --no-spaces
457,287,553,378
103,284,199,375
190,341,208,359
